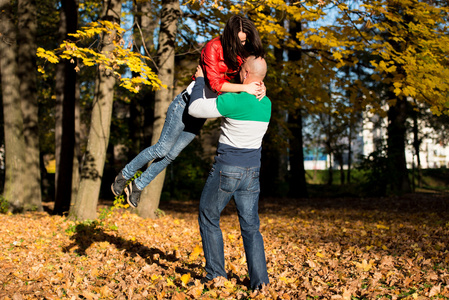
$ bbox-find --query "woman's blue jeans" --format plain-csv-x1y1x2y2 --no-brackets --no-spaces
122,91,205,190
198,162,269,290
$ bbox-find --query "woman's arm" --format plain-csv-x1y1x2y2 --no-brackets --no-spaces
189,66,222,118
221,81,266,100
220,81,261,94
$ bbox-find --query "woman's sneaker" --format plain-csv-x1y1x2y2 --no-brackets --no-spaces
111,171,127,196
124,181,142,208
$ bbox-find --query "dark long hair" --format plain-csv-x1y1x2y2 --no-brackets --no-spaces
221,15,265,71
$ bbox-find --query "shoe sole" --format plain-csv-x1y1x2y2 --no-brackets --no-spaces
111,183,121,197
124,185,137,208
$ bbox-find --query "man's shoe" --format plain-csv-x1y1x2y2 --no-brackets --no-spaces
111,171,128,197
124,181,142,208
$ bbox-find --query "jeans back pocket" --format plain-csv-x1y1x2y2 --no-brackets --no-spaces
219,171,242,193
246,171,260,192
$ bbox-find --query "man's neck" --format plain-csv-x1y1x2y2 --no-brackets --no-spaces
243,77,261,85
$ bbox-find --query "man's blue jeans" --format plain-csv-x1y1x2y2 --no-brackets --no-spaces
198,162,269,290
122,91,205,190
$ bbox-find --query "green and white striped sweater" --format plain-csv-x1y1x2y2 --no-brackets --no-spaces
189,77,271,167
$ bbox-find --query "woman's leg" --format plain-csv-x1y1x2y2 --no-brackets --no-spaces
133,102,207,189
134,131,196,189
121,93,187,180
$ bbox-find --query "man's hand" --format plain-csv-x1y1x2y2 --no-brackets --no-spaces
195,65,204,78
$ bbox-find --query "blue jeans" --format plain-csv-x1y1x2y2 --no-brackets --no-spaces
198,162,269,290
122,91,206,190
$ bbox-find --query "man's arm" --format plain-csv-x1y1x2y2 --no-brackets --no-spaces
188,66,222,119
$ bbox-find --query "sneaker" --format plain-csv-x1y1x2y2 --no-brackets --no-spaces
111,171,127,197
124,181,142,208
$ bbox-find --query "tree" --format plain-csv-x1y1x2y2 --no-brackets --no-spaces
53,0,78,215
70,0,123,220
17,0,43,211
137,0,181,219
286,11,308,198
0,0,27,211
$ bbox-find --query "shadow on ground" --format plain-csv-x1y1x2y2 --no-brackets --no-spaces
159,192,449,219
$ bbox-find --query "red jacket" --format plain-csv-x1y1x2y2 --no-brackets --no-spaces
200,37,243,94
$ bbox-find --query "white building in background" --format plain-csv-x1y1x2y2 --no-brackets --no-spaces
406,134,449,169
361,108,449,169
304,107,449,170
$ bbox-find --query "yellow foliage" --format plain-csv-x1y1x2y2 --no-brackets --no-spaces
37,20,162,93
228,0,449,115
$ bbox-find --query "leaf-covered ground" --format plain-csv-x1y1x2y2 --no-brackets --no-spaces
1,193,448,299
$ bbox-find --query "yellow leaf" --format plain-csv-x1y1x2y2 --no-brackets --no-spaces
376,224,389,230
224,280,235,289
151,274,160,281
280,276,296,284
355,259,374,272
189,245,202,261
167,278,175,286
333,51,343,61
181,273,191,286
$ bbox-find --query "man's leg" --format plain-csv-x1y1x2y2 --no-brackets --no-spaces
198,163,237,280
233,167,269,290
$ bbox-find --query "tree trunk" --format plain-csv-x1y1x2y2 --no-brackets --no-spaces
70,0,121,220
288,112,308,197
327,150,333,186
137,0,181,219
17,0,42,211
384,2,411,195
387,95,411,194
260,20,288,198
287,15,308,198
54,0,78,215
347,123,352,184
71,81,81,207
339,153,345,185
412,106,422,188
0,0,27,211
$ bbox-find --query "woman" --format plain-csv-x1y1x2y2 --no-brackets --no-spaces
111,15,265,207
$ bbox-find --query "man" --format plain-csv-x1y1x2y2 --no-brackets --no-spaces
188,56,271,290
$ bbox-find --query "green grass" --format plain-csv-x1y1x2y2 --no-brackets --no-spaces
305,168,449,196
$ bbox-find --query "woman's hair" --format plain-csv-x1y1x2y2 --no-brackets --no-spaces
221,15,265,71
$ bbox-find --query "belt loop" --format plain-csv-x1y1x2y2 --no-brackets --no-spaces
181,89,190,103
